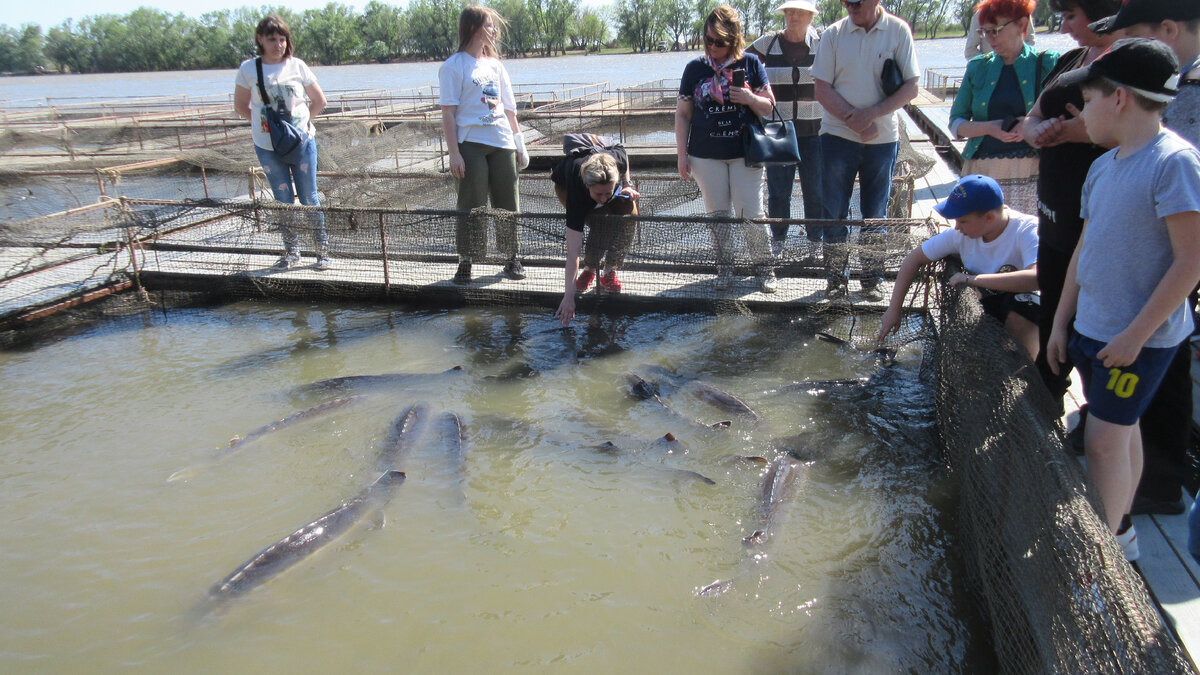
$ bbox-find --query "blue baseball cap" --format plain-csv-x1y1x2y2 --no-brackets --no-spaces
934,175,1004,220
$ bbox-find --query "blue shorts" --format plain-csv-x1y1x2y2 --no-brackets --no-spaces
1068,333,1179,426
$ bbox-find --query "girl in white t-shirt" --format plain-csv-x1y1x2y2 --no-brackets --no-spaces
878,174,1041,358
233,15,330,270
439,6,529,284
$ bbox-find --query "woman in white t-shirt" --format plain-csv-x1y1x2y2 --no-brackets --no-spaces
878,174,1040,358
233,15,330,270
439,6,528,284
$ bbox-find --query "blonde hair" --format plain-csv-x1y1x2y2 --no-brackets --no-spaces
458,6,507,58
705,5,746,61
581,153,620,186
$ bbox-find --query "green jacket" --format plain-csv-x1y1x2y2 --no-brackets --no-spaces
950,44,1059,159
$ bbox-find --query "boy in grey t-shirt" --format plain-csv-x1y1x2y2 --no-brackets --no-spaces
1045,39,1200,561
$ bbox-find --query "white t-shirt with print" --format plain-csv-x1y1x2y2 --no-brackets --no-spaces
921,209,1038,275
235,56,318,151
438,51,517,149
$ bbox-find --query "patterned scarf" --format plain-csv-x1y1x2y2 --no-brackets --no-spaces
701,54,737,104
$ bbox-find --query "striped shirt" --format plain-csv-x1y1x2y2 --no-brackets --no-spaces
747,28,822,137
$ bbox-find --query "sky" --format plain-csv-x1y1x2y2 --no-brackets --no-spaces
3,0,609,29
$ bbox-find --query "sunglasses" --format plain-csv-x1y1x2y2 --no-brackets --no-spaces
976,18,1017,38
704,34,731,48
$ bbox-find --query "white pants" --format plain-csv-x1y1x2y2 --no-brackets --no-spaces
688,155,772,269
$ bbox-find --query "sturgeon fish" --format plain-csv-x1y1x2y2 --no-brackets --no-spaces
167,396,366,482
625,373,731,431
743,453,807,547
686,380,762,421
208,470,406,601
377,402,430,471
295,366,463,394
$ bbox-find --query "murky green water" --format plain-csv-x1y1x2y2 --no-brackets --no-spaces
0,302,992,672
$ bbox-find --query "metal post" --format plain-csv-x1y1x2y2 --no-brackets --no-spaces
379,212,391,298
201,166,210,200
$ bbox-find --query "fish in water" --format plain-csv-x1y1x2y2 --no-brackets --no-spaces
697,451,812,598
743,453,808,547
646,432,688,455
377,402,430,470
816,331,897,364
223,396,365,453
167,396,366,482
207,470,406,602
434,410,467,473
687,381,762,421
294,366,464,394
625,373,731,431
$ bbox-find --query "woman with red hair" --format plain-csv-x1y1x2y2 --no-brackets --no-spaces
950,0,1058,209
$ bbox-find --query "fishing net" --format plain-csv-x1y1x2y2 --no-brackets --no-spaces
931,262,1193,675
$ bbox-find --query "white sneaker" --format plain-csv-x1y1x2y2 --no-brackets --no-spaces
1116,525,1140,561
770,239,785,258
313,256,333,271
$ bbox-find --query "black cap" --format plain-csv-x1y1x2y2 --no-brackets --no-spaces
1056,38,1180,102
1090,0,1200,35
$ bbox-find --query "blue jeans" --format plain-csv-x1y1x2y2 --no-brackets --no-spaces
765,134,823,242
817,134,898,286
255,137,327,256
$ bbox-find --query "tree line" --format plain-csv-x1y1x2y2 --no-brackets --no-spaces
0,0,1062,75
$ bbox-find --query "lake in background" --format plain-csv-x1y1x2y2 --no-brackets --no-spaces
0,33,1079,105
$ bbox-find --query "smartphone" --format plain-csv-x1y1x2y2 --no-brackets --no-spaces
1001,116,1020,132
731,69,745,88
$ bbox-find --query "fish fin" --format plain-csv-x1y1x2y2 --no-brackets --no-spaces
710,420,732,430
742,530,767,546
166,466,196,483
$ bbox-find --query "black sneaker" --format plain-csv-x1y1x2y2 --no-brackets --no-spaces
1131,495,1186,516
503,259,526,280
453,261,472,284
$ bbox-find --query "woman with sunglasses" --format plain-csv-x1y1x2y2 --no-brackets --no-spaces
950,0,1058,213
1018,0,1119,407
675,4,779,293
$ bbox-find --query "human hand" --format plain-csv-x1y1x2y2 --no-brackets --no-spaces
619,185,641,201
948,271,973,287
448,153,466,178
845,108,876,134
859,121,880,142
1030,116,1067,148
1059,107,1094,145
677,155,691,181
1096,330,1144,369
1045,327,1069,375
877,306,901,341
990,119,1024,144
728,85,754,106
514,132,530,170
554,294,576,327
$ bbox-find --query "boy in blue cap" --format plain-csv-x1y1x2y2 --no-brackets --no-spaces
878,174,1040,358
1045,38,1200,561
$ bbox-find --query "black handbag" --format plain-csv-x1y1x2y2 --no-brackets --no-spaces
881,58,904,97
255,57,307,162
742,108,801,168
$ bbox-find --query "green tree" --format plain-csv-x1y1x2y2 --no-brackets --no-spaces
617,0,666,52
660,0,695,50
816,0,843,28
359,1,405,61
405,0,460,60
492,0,534,57
954,0,975,34
573,8,610,52
45,20,94,73
303,3,362,65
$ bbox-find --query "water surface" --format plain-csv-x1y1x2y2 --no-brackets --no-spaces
0,302,991,672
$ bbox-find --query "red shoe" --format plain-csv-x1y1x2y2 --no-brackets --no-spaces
598,270,622,293
575,268,595,292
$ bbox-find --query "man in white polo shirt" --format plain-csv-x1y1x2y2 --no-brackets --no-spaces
812,0,919,300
